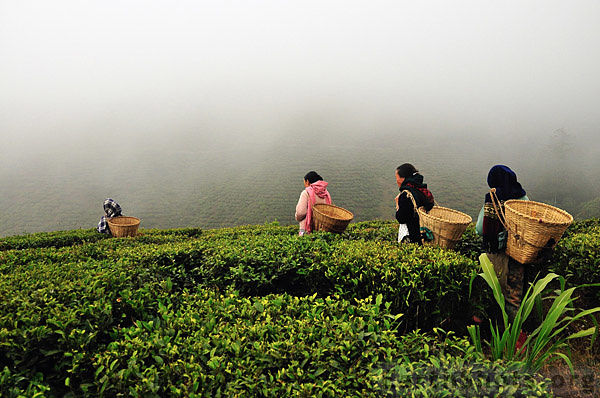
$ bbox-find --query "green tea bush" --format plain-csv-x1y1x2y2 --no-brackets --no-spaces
549,225,600,284
543,223,600,307
0,229,108,251
201,222,297,240
389,328,552,396
1,220,578,396
0,227,204,252
453,223,482,260
93,291,401,396
344,220,398,244
387,357,551,397
143,227,203,238
0,367,51,398
92,290,551,397
116,230,478,330
562,218,600,236
307,239,478,331
347,220,484,262
0,229,205,271
0,223,482,333
0,257,180,394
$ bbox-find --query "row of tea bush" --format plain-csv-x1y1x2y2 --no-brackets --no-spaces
2,218,597,396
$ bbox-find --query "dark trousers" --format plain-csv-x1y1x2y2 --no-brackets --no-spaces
505,258,526,322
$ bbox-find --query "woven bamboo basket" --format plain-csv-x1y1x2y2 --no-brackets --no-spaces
418,206,472,249
312,204,354,233
503,200,572,264
107,216,140,237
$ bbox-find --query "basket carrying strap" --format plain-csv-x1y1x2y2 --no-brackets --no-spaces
305,191,314,230
489,188,522,244
489,188,510,232
401,190,419,213
400,190,425,244
401,190,439,211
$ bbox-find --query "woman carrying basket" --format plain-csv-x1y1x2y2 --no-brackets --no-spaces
394,163,435,244
475,165,529,324
295,171,332,236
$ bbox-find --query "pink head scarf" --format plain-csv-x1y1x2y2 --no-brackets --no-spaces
304,180,332,233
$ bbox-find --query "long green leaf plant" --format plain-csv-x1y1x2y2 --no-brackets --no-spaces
468,253,600,372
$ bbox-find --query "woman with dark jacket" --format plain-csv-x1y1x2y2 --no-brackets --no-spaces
394,163,435,244
475,165,529,253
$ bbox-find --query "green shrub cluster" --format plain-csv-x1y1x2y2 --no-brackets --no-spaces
104,224,478,330
541,221,600,306
348,220,485,262
93,290,551,397
94,291,402,396
561,218,600,236
0,259,170,395
0,223,557,396
344,220,399,244
549,224,600,284
0,227,203,253
452,224,483,260
0,229,109,251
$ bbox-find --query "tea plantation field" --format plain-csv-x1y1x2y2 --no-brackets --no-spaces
1,219,599,397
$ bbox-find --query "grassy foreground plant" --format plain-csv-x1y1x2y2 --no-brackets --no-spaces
468,253,600,372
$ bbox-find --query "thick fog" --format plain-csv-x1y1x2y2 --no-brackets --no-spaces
1,1,600,236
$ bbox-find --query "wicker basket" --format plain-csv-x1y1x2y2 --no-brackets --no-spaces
312,204,354,233
503,200,572,264
418,206,472,249
107,216,140,237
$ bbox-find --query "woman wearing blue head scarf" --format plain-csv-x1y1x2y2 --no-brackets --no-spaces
475,165,529,332
476,165,528,252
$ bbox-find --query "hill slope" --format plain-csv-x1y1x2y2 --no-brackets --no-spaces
2,219,599,396
2,131,599,237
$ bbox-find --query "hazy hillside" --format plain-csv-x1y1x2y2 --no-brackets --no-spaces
1,130,598,237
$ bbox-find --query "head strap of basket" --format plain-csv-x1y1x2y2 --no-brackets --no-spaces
489,187,515,237
401,190,418,212
402,190,439,211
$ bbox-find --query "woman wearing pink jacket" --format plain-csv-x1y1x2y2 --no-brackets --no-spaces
294,171,332,236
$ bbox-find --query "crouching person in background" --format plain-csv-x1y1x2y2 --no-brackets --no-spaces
97,198,122,235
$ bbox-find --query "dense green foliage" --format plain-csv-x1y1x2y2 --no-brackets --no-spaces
6,219,598,396
540,219,600,308
470,254,599,373
0,229,109,251
548,219,600,284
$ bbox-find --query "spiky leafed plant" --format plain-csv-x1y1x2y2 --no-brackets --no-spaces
468,253,599,372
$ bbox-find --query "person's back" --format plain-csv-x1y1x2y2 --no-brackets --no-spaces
474,165,530,329
295,171,332,236
394,163,435,244
475,165,528,252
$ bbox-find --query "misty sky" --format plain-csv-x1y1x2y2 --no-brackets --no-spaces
2,0,600,160
2,1,600,236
